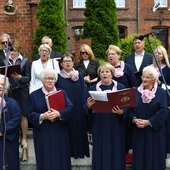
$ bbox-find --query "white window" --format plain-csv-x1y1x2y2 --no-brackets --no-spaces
115,0,125,7
154,0,167,7
73,0,86,8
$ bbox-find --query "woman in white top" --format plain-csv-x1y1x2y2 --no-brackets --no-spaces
30,44,60,93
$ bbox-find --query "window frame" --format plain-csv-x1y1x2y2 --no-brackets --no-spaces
73,0,86,8
154,0,167,7
115,0,125,8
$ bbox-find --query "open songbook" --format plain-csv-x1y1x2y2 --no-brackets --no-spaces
0,65,20,77
89,88,136,113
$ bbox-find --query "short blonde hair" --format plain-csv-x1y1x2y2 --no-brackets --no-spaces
143,66,159,81
38,44,52,53
97,62,115,76
106,45,122,56
79,44,95,61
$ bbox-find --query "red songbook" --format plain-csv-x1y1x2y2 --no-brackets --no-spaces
45,90,66,121
89,88,136,113
0,65,20,77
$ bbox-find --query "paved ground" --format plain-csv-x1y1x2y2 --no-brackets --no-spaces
20,129,170,170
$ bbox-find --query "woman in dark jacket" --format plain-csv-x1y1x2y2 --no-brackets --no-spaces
8,40,31,161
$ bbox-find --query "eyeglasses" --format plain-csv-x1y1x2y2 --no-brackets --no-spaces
44,77,56,81
81,52,88,55
141,76,153,80
62,60,73,63
40,50,49,53
1,41,7,45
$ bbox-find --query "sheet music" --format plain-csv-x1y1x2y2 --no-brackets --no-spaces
89,91,108,101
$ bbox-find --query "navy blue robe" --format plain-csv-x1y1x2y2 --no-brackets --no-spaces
0,95,21,170
56,73,90,159
129,87,168,170
90,82,126,170
26,88,74,170
113,63,137,88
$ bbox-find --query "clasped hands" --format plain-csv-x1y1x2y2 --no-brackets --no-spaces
41,109,60,122
133,118,149,128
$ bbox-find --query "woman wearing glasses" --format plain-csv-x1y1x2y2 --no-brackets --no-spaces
130,66,167,170
29,44,60,94
74,44,99,89
27,69,73,170
56,53,90,161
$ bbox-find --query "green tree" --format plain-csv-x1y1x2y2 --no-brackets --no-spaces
32,0,67,58
83,0,119,60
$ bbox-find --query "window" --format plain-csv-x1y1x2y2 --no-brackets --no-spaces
73,0,86,8
74,27,84,42
118,26,127,39
115,0,125,7
154,0,167,7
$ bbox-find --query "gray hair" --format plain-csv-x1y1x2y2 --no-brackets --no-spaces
39,69,58,82
0,74,10,92
143,66,159,81
0,33,10,41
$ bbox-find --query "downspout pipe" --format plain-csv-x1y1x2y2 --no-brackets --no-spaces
137,0,140,34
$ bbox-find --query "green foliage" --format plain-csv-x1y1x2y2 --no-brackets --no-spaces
31,0,67,59
82,0,119,60
118,34,162,61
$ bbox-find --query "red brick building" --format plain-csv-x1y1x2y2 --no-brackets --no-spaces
0,0,170,60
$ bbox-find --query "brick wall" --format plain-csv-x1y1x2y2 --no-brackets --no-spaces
0,0,39,60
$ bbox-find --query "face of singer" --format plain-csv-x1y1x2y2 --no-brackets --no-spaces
10,48,19,60
42,38,53,48
61,56,74,73
0,36,8,50
154,49,163,62
42,72,56,92
133,39,145,54
107,50,120,66
39,47,50,62
99,68,113,86
142,71,155,90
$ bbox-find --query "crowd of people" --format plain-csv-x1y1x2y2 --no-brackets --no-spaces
0,32,169,170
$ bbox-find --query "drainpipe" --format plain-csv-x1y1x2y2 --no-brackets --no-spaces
137,0,140,34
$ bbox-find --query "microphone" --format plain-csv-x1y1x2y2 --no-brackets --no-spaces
137,32,154,40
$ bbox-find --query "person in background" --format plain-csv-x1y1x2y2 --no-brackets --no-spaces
152,45,170,87
56,53,90,161
106,45,136,88
74,44,100,89
125,36,153,86
0,33,11,66
129,66,167,170
30,44,60,94
106,44,136,155
8,40,31,161
0,74,21,170
87,62,126,170
27,69,73,170
152,45,170,153
34,36,62,60
74,44,100,143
